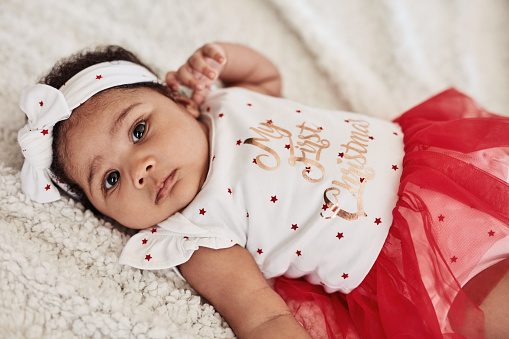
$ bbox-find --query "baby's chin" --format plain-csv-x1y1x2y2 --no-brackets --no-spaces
100,208,168,230
119,214,173,230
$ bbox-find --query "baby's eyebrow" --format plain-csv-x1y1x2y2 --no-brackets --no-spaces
88,154,104,197
110,102,141,136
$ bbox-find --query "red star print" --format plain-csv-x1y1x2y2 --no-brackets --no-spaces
212,155,216,161
199,208,206,215
360,178,365,183
450,256,458,263
252,158,257,164
338,152,344,158
369,136,374,140
218,113,224,117
296,110,301,113
318,127,323,131
151,228,157,234
488,230,495,237
336,232,344,240
96,75,103,80
44,184,51,191
392,165,399,171
247,103,252,106
142,238,148,244
345,120,350,123
41,129,49,136
145,254,152,261
342,273,349,279
257,248,263,255
296,250,302,256
39,101,44,107
183,236,189,240
236,139,242,146
227,188,232,195
438,215,445,222
393,132,398,136
322,204,328,211
285,144,291,149
270,195,278,203
246,212,249,217
374,218,382,225
291,224,298,230
305,166,311,173
266,120,273,124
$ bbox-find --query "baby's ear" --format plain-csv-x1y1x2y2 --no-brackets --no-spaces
174,95,200,118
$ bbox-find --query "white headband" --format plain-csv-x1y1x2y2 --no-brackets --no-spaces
18,60,159,203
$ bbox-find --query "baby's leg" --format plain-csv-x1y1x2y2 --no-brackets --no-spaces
462,258,509,338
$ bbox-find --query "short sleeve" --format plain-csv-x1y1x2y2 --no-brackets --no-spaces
118,213,239,270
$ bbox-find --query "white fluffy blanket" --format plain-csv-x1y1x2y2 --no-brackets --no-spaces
1,0,508,337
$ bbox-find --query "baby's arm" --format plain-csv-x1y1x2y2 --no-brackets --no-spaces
179,245,311,339
166,42,282,105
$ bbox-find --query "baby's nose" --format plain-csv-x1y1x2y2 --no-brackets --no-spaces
132,157,156,189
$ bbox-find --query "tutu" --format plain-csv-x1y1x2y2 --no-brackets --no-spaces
273,89,509,338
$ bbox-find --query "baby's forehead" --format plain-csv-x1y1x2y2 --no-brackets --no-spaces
65,87,135,124
82,88,131,112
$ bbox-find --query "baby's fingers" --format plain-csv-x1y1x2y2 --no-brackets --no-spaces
165,71,180,92
191,86,209,106
188,53,219,81
172,64,207,91
201,43,227,65
167,66,206,90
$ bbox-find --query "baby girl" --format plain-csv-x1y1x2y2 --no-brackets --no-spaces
18,42,509,338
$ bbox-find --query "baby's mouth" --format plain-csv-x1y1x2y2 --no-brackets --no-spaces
156,169,176,204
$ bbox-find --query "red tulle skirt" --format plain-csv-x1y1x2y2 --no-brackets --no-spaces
273,89,509,338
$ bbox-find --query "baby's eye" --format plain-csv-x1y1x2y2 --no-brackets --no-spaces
105,171,119,190
132,122,146,143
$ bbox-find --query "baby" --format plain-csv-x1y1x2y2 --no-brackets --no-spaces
18,42,509,338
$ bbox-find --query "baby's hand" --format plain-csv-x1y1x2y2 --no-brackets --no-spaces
166,43,226,105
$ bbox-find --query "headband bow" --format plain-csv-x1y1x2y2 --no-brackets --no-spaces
18,60,159,203
18,85,70,203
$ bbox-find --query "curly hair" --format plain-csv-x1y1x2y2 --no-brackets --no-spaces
45,45,175,210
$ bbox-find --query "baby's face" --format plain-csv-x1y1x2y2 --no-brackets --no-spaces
63,87,209,229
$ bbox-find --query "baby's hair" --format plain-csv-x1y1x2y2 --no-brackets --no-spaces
45,45,175,210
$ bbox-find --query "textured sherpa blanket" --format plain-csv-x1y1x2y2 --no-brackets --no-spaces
1,0,508,338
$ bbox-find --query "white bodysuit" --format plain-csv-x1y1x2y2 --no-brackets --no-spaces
119,88,405,293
